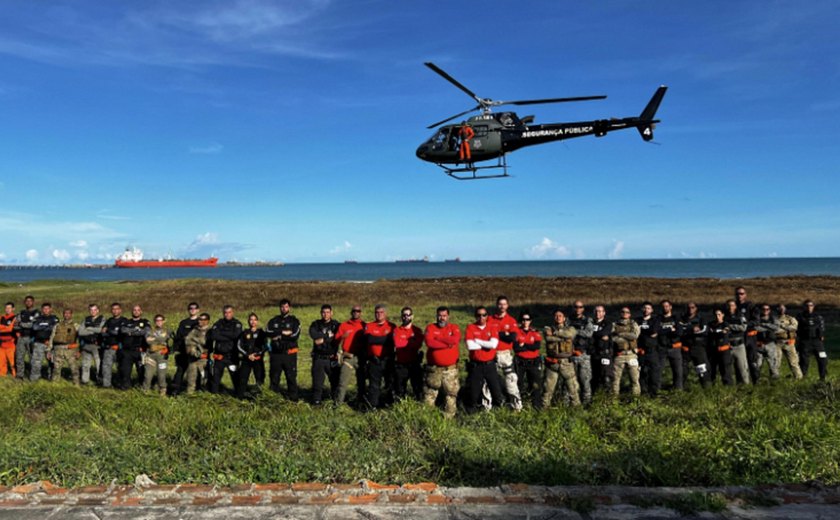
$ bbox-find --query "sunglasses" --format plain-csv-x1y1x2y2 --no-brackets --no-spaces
476,313,488,317
574,305,584,309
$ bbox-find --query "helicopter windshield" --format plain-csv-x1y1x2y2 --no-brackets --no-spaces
429,127,456,151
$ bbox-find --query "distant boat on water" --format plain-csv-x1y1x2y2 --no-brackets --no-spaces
444,257,461,263
114,247,218,268
344,260,359,264
395,256,430,264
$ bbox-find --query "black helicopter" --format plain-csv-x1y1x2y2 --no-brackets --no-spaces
416,62,667,180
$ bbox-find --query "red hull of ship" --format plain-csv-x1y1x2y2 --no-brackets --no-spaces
114,258,218,268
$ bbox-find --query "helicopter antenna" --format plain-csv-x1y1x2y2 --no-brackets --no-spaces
424,62,607,129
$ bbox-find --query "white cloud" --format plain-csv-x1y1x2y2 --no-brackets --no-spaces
328,240,352,255
0,211,125,242
526,237,571,259
608,240,625,260
182,231,252,259
52,249,71,262
25,249,38,262
76,250,90,261
188,142,224,154
69,240,88,248
0,252,6,260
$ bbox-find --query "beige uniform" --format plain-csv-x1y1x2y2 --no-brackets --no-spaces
541,323,579,407
611,319,641,396
51,319,80,384
184,326,210,394
144,327,171,394
775,314,803,379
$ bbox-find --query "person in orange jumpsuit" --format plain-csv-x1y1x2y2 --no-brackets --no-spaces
0,302,17,377
458,124,475,161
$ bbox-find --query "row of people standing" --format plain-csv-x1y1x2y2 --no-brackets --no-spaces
0,288,829,416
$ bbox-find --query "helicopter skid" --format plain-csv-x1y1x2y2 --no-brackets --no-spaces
436,155,509,180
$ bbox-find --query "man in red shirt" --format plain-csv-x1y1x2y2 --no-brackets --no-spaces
423,306,461,417
364,304,395,409
335,306,366,405
487,295,522,411
514,311,543,407
393,306,423,400
466,306,505,412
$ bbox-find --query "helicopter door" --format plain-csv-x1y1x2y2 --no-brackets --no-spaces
431,127,458,152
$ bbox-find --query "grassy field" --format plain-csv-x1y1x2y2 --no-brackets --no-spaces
0,276,838,488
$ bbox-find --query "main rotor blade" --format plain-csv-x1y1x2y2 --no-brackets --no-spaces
427,105,481,129
425,62,482,104
506,95,607,106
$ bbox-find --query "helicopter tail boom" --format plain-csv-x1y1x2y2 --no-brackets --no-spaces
637,85,667,141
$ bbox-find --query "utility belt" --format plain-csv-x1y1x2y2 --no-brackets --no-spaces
426,362,457,370
717,344,731,352
785,339,796,346
53,342,79,350
272,343,298,355
746,330,758,337
469,359,495,366
616,349,636,356
671,341,683,350
313,353,334,360
515,356,541,365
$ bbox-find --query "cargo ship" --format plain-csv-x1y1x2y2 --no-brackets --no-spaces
114,247,218,268
395,256,429,263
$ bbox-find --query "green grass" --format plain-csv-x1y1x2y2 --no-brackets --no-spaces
1,372,839,487
1,277,839,487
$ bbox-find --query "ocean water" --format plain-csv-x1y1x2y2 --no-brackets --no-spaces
2,258,840,283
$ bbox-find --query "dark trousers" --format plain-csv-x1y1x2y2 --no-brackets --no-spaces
590,351,613,395
210,357,239,394
710,348,734,385
467,361,504,412
171,351,189,393
798,339,828,380
365,356,390,408
659,347,684,390
514,356,542,406
311,356,339,403
118,350,142,389
746,336,760,384
269,352,298,400
682,345,711,388
237,358,266,397
639,351,661,397
393,361,423,400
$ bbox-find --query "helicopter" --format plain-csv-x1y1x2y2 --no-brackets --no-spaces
416,62,667,180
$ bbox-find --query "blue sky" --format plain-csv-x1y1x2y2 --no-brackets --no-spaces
0,0,838,264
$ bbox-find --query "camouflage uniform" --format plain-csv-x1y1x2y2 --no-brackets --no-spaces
144,326,171,394
754,315,780,380
50,319,80,384
774,314,803,379
611,319,641,396
77,314,105,385
568,315,595,404
184,325,210,395
541,323,579,408
423,365,460,417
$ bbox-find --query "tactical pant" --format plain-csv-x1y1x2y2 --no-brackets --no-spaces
30,341,50,382
185,358,206,395
237,358,266,398
365,356,390,409
80,345,101,385
775,340,803,379
118,350,143,389
171,351,190,394
423,364,459,417
142,351,168,393
746,336,760,384
0,345,15,377
51,345,80,384
798,339,828,381
571,353,592,404
210,357,238,394
591,350,614,395
15,336,32,379
393,361,423,401
514,356,542,407
542,359,579,408
269,352,298,400
468,361,504,412
753,342,779,381
731,344,751,385
100,347,118,388
711,347,734,385
659,347,683,390
612,352,641,396
311,356,339,403
336,353,366,404
639,350,661,397
681,346,711,388
482,349,521,411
